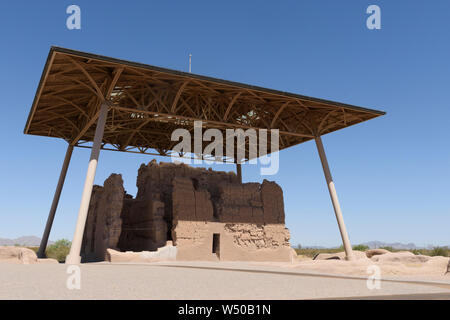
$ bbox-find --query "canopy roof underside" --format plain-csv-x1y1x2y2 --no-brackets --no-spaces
24,47,385,162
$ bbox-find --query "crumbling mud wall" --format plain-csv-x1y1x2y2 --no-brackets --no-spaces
171,176,291,261
136,160,239,230
82,161,292,262
118,194,167,252
81,174,124,262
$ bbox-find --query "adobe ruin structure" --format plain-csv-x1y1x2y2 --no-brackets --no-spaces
82,161,292,262
23,47,385,264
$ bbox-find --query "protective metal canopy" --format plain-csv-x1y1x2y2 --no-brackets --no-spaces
24,47,385,162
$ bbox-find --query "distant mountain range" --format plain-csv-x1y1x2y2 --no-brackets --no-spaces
0,236,53,247
298,241,448,250
360,241,420,250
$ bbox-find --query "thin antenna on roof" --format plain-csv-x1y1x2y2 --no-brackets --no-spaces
189,54,192,73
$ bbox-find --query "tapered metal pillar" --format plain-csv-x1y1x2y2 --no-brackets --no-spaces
315,136,354,261
66,102,109,264
37,144,74,258
236,163,242,183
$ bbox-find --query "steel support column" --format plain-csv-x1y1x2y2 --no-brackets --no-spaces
66,102,108,264
37,144,74,258
315,136,354,261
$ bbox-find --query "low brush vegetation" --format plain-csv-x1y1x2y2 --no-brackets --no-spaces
45,239,71,262
352,244,369,251
429,247,449,257
27,239,71,263
294,244,450,258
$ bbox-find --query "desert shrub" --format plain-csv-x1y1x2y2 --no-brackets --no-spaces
430,246,449,257
353,244,369,251
294,246,345,258
46,239,71,262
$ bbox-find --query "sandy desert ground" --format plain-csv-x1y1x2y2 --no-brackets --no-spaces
0,260,449,300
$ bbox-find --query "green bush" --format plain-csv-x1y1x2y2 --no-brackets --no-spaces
46,239,71,262
430,246,449,257
352,244,369,251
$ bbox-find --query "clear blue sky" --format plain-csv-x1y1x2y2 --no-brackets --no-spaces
0,1,448,247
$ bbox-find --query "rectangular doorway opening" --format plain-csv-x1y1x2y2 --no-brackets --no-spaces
212,233,220,259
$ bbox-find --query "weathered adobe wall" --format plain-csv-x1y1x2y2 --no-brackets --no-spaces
174,222,291,262
172,176,291,261
81,174,124,262
136,160,239,223
82,161,292,262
